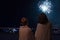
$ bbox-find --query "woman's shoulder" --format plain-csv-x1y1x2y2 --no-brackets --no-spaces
19,26,32,31
19,26,24,29
37,23,44,27
37,22,52,27
25,27,32,32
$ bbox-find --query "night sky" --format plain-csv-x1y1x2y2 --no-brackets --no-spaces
0,0,60,28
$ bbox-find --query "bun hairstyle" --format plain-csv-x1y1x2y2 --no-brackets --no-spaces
20,17,28,26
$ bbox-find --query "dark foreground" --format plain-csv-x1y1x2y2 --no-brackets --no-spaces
0,32,60,40
0,32,18,40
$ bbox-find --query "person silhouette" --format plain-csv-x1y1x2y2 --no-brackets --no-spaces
35,13,51,40
19,17,34,40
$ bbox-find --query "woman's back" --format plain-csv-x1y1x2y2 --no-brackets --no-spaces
19,25,34,40
35,22,51,40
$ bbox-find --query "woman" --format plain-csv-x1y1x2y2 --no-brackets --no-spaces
35,13,51,40
19,17,34,40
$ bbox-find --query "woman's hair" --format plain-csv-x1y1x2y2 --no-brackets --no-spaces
20,17,28,26
38,13,48,24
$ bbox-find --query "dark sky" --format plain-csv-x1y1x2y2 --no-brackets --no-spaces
0,0,60,27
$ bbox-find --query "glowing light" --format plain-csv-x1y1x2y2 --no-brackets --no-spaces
12,28,17,32
38,1,52,13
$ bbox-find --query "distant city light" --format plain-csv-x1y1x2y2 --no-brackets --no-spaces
12,28,17,32
38,0,52,13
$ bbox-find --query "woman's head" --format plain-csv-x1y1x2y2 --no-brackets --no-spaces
38,13,48,24
20,17,28,26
